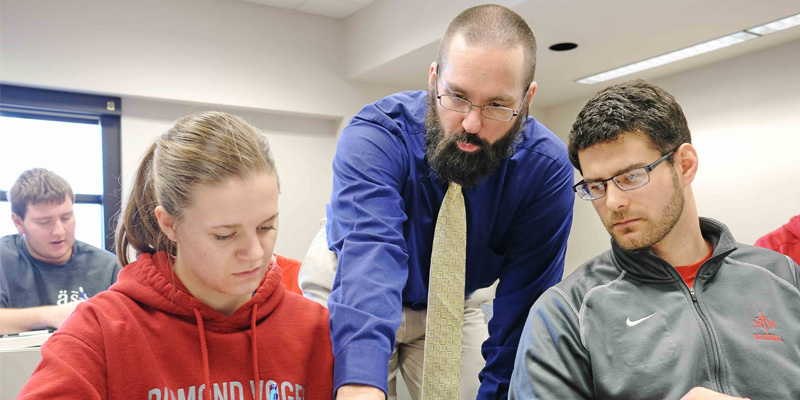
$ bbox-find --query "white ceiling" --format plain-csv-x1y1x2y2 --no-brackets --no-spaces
237,0,376,18
236,0,800,110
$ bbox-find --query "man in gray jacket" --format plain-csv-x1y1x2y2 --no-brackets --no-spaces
510,79,800,400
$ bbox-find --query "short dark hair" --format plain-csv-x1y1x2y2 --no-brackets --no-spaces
437,4,537,91
568,79,691,173
10,168,74,220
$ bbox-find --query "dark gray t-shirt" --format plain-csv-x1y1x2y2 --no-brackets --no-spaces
0,234,122,308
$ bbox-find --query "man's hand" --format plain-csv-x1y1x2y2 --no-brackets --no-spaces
336,384,385,399
680,387,751,400
44,301,80,329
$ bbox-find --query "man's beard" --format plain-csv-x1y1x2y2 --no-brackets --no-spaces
424,91,526,188
607,170,685,251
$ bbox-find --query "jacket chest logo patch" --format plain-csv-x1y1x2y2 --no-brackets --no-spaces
625,312,656,327
753,311,783,342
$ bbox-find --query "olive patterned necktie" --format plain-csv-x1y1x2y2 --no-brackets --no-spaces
421,182,466,399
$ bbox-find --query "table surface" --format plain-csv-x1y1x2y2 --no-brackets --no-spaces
0,347,41,400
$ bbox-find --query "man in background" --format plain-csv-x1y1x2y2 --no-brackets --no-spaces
755,214,800,263
510,79,800,399
302,4,574,399
0,168,121,334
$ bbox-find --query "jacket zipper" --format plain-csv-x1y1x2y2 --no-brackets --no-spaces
688,286,724,393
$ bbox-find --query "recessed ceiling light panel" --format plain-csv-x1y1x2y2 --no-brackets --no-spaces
576,12,800,85
747,13,800,35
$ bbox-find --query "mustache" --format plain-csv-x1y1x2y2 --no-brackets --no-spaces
608,212,640,225
448,131,488,148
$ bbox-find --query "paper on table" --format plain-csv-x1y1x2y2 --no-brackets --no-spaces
0,329,54,351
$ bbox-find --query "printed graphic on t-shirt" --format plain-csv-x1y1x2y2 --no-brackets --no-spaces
56,287,88,304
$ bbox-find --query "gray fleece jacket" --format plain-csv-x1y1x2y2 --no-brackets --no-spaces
510,218,800,400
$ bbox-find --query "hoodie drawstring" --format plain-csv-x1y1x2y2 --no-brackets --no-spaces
193,308,213,400
193,305,262,400
251,304,260,400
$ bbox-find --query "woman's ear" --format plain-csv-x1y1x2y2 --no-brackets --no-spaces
674,143,699,187
154,206,178,242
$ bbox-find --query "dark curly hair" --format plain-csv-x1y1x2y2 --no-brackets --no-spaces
568,79,691,173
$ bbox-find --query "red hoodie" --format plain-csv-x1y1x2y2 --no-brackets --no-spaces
18,252,333,400
755,214,800,264
275,254,302,296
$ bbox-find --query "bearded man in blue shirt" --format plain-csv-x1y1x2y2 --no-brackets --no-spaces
303,5,574,399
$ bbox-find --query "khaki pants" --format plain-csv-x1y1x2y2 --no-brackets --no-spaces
299,224,496,400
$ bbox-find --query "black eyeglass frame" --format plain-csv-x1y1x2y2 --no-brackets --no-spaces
573,149,677,201
433,64,528,122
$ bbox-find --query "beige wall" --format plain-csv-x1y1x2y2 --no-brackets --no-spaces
0,0,403,119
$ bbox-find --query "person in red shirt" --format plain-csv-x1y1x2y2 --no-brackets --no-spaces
755,214,800,264
18,112,333,400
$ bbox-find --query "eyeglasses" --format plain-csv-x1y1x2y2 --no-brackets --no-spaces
573,150,676,201
434,65,527,122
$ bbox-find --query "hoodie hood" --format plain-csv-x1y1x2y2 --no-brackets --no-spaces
785,215,800,237
112,252,283,332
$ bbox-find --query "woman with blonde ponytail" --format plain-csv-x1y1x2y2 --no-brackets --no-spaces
20,112,334,400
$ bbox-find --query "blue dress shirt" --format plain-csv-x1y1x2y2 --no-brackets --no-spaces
326,91,574,399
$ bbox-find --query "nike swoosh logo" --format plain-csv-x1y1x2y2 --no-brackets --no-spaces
626,313,656,327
